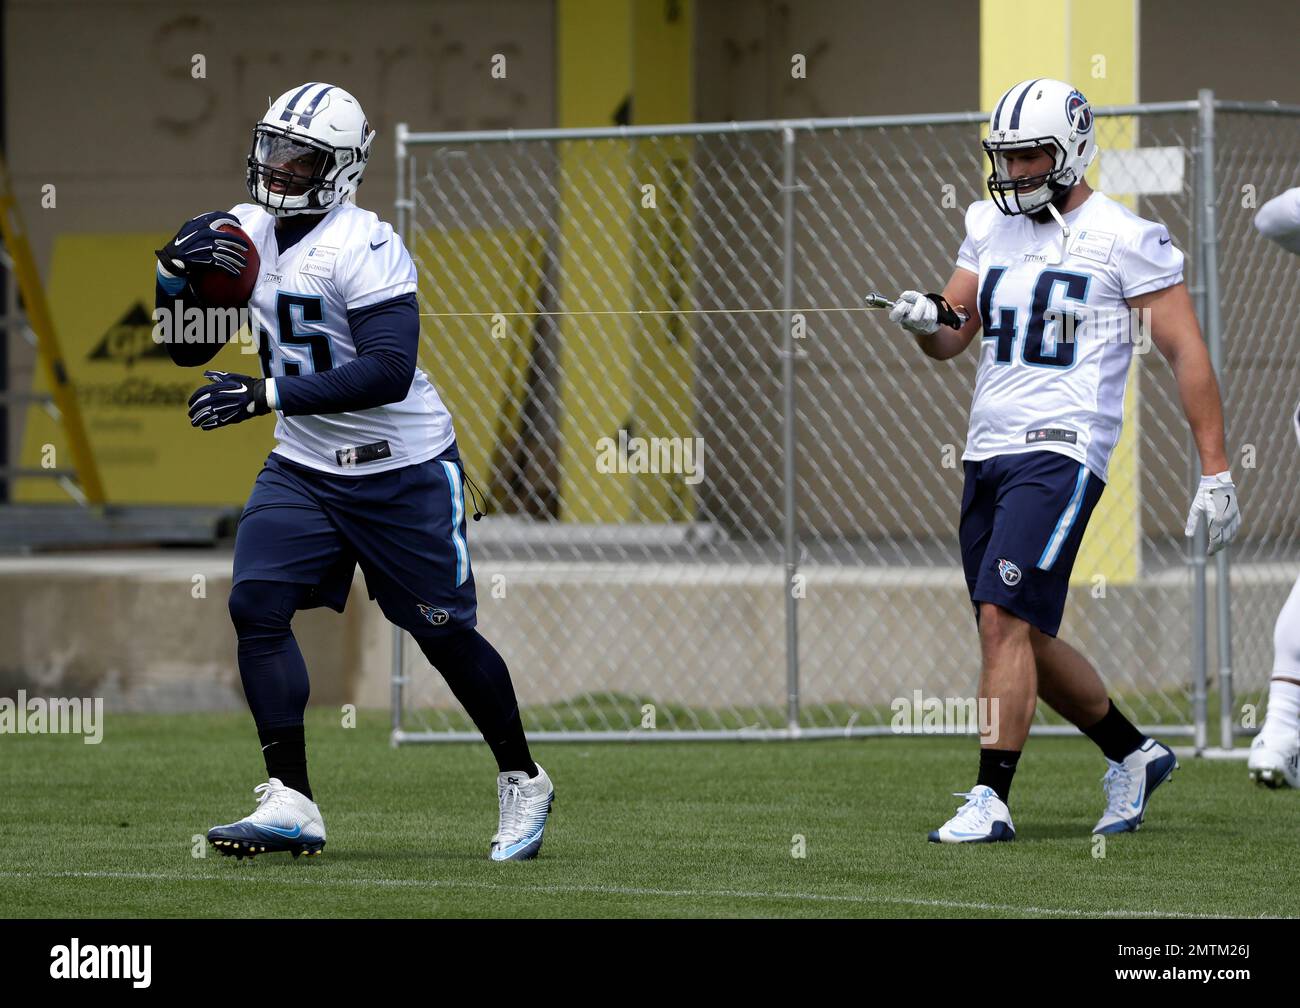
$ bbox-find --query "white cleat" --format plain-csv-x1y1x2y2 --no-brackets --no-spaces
490,764,554,862
927,784,1015,843
1093,738,1177,834
207,778,326,859
1248,733,1300,789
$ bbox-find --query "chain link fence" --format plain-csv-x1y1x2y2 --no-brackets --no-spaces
1213,104,1300,748
389,96,1300,746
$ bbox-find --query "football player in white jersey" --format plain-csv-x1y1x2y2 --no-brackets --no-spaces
1247,187,1300,787
153,84,553,860
888,79,1241,842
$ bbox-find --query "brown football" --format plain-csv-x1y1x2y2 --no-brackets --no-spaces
192,224,260,308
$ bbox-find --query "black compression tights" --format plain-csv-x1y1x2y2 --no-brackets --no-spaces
416,629,536,776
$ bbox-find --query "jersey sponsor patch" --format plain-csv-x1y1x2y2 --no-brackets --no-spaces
335,440,392,467
1068,228,1115,264
1026,427,1079,445
300,244,339,277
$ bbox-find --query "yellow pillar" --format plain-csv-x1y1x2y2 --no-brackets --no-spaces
555,0,694,522
981,0,1141,585
629,0,696,521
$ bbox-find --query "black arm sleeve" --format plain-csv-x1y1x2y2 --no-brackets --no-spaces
155,274,226,368
274,293,419,416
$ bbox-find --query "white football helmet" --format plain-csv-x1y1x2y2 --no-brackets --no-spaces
247,83,375,216
983,78,1098,215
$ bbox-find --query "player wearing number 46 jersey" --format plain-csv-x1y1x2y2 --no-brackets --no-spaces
153,83,552,861
887,78,1241,843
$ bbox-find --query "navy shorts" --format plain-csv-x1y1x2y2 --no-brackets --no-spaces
959,450,1105,637
232,442,476,637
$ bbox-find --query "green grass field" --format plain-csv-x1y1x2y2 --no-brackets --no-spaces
2,711,1297,918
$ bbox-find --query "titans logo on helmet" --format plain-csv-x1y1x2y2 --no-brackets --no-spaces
1066,90,1093,133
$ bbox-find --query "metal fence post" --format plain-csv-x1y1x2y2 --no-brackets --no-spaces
391,122,410,744
1189,91,1221,754
1196,92,1236,751
1195,91,1235,752
779,125,801,734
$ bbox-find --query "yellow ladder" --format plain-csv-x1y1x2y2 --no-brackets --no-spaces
0,153,104,504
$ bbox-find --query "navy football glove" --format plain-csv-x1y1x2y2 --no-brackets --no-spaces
188,370,270,430
155,211,250,279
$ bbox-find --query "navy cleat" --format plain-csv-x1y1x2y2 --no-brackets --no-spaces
928,785,1016,844
207,778,326,859
490,764,553,862
1093,738,1178,834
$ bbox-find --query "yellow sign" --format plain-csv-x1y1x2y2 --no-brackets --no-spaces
981,0,1141,584
407,227,545,500
17,234,274,504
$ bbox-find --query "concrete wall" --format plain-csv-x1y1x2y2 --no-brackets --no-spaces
2,553,1269,724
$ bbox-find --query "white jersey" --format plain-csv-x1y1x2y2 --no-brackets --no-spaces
1255,187,1300,255
229,202,454,474
1255,188,1300,450
956,191,1184,480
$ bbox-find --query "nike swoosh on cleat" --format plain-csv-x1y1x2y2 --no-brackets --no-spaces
257,824,303,839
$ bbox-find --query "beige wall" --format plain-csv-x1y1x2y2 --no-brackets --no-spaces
6,0,1300,521
694,0,1299,120
695,0,980,120
1140,0,1300,103
5,0,556,470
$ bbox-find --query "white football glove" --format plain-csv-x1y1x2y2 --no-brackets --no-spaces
889,290,939,336
1184,471,1241,556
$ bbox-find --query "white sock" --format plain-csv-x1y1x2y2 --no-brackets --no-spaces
1261,678,1300,745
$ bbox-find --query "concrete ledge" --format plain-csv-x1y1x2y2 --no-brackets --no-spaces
0,552,1268,717
0,553,373,714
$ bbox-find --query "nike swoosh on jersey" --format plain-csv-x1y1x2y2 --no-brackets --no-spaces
370,240,389,250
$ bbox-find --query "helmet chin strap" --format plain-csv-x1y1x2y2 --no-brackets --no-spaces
1030,177,1077,264
1045,199,1070,264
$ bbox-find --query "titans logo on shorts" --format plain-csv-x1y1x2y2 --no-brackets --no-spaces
232,442,476,636
959,450,1105,637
